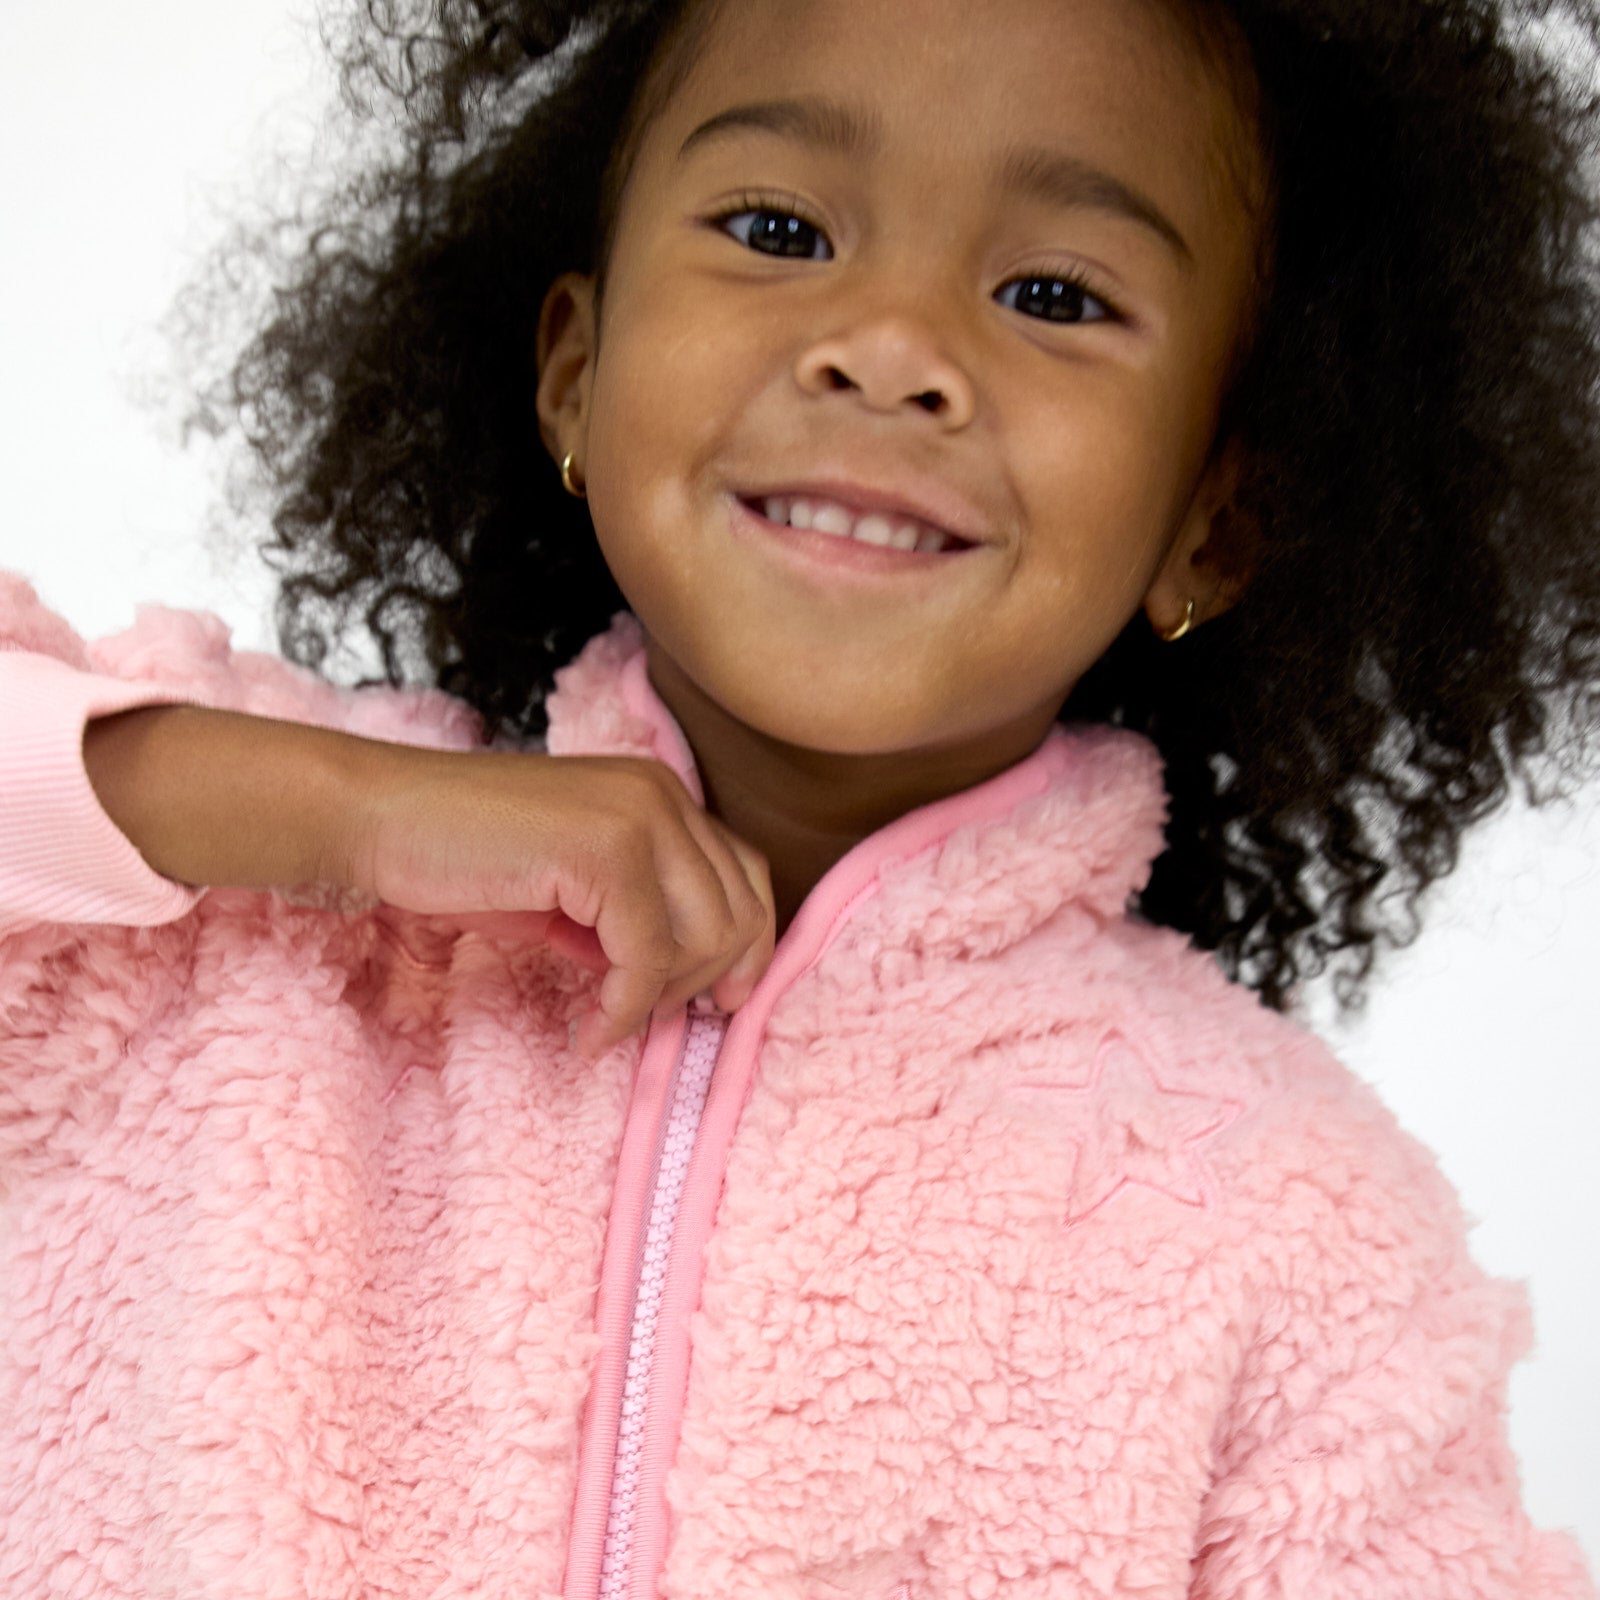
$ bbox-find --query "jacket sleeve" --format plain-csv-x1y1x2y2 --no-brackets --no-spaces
1190,1076,1595,1600
0,571,482,936
0,645,203,931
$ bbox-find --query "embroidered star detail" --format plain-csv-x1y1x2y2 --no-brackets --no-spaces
1013,1030,1242,1225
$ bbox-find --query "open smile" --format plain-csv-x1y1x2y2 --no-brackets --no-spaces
729,494,984,579
741,492,976,555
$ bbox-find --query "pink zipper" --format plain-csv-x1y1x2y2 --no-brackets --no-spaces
561,731,1068,1600
596,1006,727,1600
562,880,881,1600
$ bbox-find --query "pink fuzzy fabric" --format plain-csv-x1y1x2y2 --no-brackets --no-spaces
0,574,1591,1599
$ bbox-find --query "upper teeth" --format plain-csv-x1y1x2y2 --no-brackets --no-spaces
761,495,958,554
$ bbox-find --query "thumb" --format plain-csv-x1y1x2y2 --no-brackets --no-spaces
425,910,608,969
541,911,609,972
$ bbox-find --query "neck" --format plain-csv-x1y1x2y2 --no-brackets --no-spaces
642,640,1057,937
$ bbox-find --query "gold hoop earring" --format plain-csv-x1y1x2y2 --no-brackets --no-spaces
560,451,587,499
1157,598,1196,643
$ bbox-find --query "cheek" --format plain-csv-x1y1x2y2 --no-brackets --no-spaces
1011,374,1197,581
585,297,755,524
593,260,756,409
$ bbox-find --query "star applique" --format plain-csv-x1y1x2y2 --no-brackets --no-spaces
805,1541,927,1600
1012,1030,1242,1225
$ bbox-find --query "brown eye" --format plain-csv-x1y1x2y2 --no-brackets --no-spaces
717,206,832,260
997,274,1116,324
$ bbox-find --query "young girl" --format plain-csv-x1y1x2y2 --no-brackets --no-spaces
1,0,1596,1594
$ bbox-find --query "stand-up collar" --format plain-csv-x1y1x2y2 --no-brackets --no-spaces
542,613,1170,959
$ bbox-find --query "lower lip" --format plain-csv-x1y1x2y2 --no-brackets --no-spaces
727,496,980,579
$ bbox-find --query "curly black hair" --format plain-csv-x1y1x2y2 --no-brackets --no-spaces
181,0,1600,1009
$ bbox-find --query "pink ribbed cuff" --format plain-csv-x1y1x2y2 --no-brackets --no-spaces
0,650,204,931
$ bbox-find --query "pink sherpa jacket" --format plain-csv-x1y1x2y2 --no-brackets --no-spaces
0,571,1592,1600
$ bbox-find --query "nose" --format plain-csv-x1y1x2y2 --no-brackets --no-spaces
793,287,977,428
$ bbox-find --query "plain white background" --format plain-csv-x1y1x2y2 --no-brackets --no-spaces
1,0,1595,1567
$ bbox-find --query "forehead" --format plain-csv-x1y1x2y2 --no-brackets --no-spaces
633,0,1262,239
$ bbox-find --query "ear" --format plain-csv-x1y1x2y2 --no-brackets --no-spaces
535,271,599,470
1142,435,1258,639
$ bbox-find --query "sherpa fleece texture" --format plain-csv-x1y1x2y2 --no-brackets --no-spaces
0,571,1592,1600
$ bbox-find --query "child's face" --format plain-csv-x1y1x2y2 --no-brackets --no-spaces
538,0,1264,761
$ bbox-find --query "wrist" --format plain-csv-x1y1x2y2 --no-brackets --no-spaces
306,723,406,895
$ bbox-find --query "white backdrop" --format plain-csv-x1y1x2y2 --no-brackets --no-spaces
1,0,1595,1565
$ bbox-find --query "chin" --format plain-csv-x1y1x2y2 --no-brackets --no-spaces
720,681,947,757
648,622,958,753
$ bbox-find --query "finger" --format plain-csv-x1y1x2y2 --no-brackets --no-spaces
702,825,775,1009
644,817,749,1011
572,870,677,1056
636,801,775,1015
668,802,773,952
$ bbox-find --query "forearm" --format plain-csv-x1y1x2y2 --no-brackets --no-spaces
82,704,374,891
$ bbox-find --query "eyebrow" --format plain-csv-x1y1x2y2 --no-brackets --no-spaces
677,95,1194,267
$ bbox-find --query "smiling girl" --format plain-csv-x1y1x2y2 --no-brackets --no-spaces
1,0,1597,1595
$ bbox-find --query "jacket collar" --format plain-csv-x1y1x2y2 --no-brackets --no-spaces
541,613,1170,959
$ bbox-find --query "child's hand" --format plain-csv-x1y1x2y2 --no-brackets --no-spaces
340,747,775,1057
84,706,775,1058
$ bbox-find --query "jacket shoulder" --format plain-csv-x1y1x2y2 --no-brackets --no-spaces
87,604,481,749
1032,910,1481,1259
